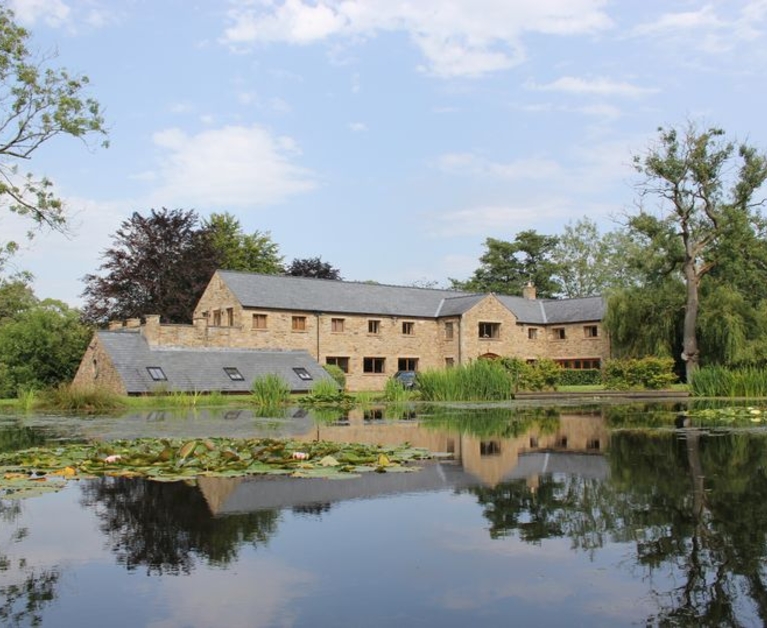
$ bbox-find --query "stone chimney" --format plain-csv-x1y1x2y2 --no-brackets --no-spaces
108,320,123,331
522,282,536,300
143,314,161,346
125,318,141,328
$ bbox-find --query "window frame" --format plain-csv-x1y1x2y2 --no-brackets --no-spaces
292,315,307,332
252,313,267,330
401,321,415,335
325,356,350,373
331,318,345,333
368,319,381,335
363,357,386,373
444,321,454,340
478,322,500,339
293,367,313,381
146,366,167,382
223,367,245,381
584,325,599,338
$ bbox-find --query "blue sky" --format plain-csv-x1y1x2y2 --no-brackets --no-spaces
4,0,767,306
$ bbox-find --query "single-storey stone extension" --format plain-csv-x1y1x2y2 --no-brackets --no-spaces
73,270,610,394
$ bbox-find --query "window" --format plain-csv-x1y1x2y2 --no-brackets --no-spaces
402,321,415,335
326,357,350,373
363,357,385,373
212,310,222,326
587,438,601,451
292,316,307,331
293,367,313,381
478,322,500,339
445,322,454,340
555,358,601,370
224,367,244,381
553,327,566,340
368,320,381,334
146,366,167,381
331,318,345,332
584,325,598,338
528,327,538,340
252,314,267,330
226,307,234,326
480,441,501,456
398,357,418,371
445,357,455,368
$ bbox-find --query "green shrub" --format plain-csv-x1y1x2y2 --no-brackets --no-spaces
603,357,677,390
251,374,291,406
323,364,346,389
300,378,353,405
381,377,414,402
558,369,602,386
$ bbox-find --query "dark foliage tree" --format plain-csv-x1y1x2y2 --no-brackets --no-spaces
450,231,562,297
286,256,342,280
80,208,219,324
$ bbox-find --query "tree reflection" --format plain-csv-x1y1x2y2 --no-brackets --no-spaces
79,477,280,575
465,430,767,626
0,500,60,627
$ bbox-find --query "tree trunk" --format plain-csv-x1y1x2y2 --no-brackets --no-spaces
682,256,700,383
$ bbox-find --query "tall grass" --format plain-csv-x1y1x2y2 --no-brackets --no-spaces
417,360,514,402
381,378,414,402
17,388,37,412
691,366,767,397
251,374,291,407
42,384,126,413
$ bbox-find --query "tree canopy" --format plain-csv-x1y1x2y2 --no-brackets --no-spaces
203,212,284,274
286,256,342,280
0,6,106,254
451,231,561,297
626,123,767,381
81,208,219,325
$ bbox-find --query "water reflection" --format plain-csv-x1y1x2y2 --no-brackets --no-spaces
1,403,767,626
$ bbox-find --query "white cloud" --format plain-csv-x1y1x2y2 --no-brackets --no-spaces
147,125,316,209
8,0,70,26
427,202,570,237
348,121,368,132
527,76,658,98
223,0,613,78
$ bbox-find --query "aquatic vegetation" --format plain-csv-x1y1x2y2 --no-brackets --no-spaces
690,366,767,397
251,374,291,406
0,437,433,498
41,384,126,413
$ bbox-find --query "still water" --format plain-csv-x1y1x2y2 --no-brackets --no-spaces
1,402,766,627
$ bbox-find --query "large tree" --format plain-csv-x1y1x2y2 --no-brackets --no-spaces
0,6,106,253
203,212,284,274
81,208,219,324
451,230,561,297
632,123,767,381
0,298,91,397
286,256,341,280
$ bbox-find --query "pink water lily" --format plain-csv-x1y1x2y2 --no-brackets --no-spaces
292,452,309,460
104,454,122,463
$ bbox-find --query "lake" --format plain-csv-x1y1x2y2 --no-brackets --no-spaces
1,400,766,627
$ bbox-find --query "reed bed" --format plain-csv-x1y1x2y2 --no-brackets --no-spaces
691,366,767,397
417,360,514,402
251,374,291,406
42,384,126,413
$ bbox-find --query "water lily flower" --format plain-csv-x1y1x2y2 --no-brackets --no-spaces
104,454,122,463
292,451,309,460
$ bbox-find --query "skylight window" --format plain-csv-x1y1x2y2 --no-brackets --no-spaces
146,366,167,381
224,367,244,381
293,367,313,381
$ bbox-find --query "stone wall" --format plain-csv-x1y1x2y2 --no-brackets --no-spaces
72,334,127,394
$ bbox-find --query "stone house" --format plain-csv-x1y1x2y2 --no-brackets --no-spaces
74,270,610,393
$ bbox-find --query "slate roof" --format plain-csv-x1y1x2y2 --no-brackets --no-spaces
217,271,606,324
98,330,334,394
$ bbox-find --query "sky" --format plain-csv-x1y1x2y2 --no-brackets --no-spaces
3,0,767,307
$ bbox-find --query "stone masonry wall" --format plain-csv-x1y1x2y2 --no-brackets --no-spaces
72,334,127,394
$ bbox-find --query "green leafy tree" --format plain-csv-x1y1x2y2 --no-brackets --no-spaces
0,273,36,323
550,218,642,297
632,122,767,381
81,208,219,324
451,231,562,297
0,299,91,397
0,6,106,249
203,212,283,274
286,256,341,279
